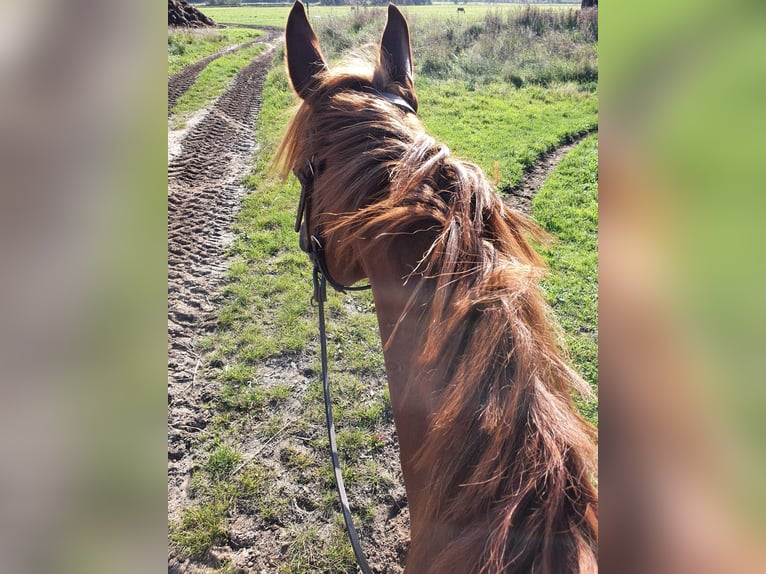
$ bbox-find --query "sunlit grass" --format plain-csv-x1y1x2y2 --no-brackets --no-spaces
533,134,599,424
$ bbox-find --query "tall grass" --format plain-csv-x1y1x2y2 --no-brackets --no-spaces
309,6,598,87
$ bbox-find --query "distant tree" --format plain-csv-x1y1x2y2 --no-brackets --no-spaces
581,0,598,7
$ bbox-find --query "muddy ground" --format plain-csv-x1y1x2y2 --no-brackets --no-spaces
168,27,285,572
167,30,592,573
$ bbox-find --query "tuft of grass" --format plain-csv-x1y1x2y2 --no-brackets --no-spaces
205,444,242,480
171,456,276,558
171,501,229,559
280,524,356,574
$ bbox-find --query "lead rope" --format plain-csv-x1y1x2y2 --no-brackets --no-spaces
313,264,373,574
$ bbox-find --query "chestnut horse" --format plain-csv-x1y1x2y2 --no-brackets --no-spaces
279,3,598,572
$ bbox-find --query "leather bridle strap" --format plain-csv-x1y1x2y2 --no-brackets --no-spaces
295,159,371,295
313,266,373,574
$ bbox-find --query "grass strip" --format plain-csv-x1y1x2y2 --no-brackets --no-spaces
533,133,599,424
170,43,266,126
168,28,263,76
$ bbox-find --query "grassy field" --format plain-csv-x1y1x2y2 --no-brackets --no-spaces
200,3,582,29
169,6,597,570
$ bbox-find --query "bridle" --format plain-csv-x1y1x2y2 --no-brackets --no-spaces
293,89,415,574
293,158,372,298
293,88,415,296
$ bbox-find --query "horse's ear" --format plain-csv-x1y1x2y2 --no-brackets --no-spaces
375,4,417,111
285,1,327,99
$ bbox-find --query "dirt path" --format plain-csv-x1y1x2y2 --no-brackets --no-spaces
505,129,597,214
168,28,281,572
168,40,263,115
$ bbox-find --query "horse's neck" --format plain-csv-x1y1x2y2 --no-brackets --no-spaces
364,235,479,573
363,234,435,528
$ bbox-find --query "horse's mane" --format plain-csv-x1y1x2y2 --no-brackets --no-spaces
278,57,598,574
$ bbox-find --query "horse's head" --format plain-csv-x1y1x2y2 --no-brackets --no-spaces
281,2,420,287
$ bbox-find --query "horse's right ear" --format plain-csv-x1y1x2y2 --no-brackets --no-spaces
285,1,326,99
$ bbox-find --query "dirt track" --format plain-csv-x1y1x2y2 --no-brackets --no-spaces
505,129,597,214
168,28,280,572
168,40,261,115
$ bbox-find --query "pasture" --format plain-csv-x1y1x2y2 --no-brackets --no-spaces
169,5,597,572
200,3,583,29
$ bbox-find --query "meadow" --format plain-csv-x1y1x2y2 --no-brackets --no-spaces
169,5,597,571
200,3,583,29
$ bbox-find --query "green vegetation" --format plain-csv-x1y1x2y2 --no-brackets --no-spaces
281,523,355,574
533,134,599,421
169,6,597,567
170,442,274,559
168,28,263,76
201,5,295,27
170,43,266,126
200,4,584,30
419,80,597,190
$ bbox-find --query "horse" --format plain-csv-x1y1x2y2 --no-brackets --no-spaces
278,3,598,572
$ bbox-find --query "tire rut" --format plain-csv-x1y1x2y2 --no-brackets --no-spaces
168,28,279,115
167,30,281,570
505,128,597,214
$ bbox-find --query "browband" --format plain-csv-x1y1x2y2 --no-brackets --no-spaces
372,89,416,115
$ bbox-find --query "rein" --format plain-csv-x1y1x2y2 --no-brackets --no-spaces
293,89,415,574
295,158,373,574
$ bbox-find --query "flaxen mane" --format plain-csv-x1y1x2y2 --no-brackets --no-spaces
278,13,597,574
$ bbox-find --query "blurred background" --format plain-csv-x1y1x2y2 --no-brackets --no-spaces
600,1,766,571
0,0,764,572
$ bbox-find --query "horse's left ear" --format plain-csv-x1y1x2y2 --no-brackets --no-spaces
375,4,418,111
285,1,327,99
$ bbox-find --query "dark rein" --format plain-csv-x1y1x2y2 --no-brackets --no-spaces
293,90,415,574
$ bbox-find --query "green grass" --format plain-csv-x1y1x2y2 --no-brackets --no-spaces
280,523,355,574
418,80,597,190
200,4,582,29
168,27,263,76
170,43,266,124
171,444,273,558
533,134,599,423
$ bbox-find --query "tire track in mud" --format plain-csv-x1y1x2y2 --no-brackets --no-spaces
168,39,262,115
505,128,597,214
167,30,280,571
